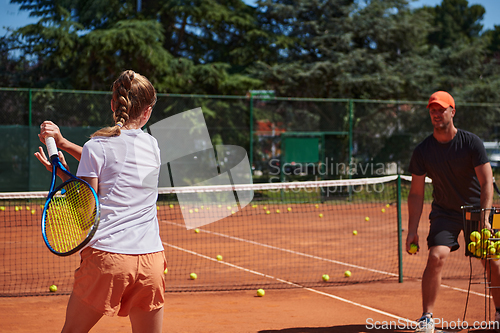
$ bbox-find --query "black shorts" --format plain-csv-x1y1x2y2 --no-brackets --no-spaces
427,217,463,252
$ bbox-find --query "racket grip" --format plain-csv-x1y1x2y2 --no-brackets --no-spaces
46,137,58,158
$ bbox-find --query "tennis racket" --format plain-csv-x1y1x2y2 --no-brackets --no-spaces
41,137,100,256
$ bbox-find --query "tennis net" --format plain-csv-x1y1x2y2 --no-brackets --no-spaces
0,176,485,296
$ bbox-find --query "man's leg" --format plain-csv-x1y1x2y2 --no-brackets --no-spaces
422,245,451,314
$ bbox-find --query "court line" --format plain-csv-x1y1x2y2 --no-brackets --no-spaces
163,241,413,323
161,220,398,277
161,220,491,299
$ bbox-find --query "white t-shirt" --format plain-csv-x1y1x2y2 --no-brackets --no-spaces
77,129,164,254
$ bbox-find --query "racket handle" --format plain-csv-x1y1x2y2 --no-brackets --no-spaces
46,137,58,158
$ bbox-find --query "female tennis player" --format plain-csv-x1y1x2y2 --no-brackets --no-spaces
35,70,166,333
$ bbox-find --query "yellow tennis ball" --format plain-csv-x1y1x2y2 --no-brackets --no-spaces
386,204,390,208
169,204,174,208
194,208,199,212
468,242,477,253
470,231,481,243
322,274,330,282
475,248,483,258
482,228,492,240
189,209,193,213
266,210,271,215
495,231,500,239
276,209,280,213
344,270,351,277
252,205,258,208
190,273,197,280
227,206,232,210
263,206,267,210
256,289,265,297
26,206,30,210
287,207,292,212
15,206,19,212
409,243,418,254
157,206,160,210
489,246,497,255
0,206,5,211
365,217,370,221
315,204,319,208
31,209,36,215
49,285,57,292
216,255,223,261
319,213,323,218
381,208,386,213
231,210,236,214
352,230,358,236
164,268,168,274
194,228,200,234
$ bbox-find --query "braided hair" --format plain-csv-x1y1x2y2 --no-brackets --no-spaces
91,70,156,138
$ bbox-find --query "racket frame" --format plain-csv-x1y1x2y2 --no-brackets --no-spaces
41,138,100,256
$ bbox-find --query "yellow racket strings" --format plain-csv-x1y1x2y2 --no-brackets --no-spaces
45,181,97,253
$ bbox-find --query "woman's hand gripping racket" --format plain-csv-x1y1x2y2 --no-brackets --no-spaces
41,137,100,256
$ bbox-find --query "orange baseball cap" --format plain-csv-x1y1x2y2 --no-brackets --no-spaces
427,91,455,109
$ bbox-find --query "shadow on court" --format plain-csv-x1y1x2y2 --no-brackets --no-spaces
259,324,414,332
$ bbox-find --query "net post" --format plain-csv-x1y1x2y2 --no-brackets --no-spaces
397,174,403,283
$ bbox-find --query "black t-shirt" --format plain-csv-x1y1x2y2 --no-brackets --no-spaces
408,129,489,221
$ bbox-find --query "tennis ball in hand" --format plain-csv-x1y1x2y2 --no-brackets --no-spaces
49,285,57,292
322,274,330,282
481,228,492,240
344,271,351,277
216,255,223,261
257,289,265,297
470,231,481,243
409,243,418,254
190,273,197,280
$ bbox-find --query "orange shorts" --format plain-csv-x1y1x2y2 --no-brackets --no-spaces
72,247,167,317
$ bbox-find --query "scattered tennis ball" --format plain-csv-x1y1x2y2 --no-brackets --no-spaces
190,273,197,280
231,210,236,214
287,207,292,212
216,255,223,261
266,210,271,215
26,206,30,210
365,217,370,221
49,285,57,292
252,205,258,208
319,213,323,218
276,209,280,213
31,209,36,215
169,204,174,208
227,206,232,210
189,209,193,213
164,268,168,274
0,206,5,211
409,243,418,254
468,242,477,253
482,228,492,240
200,206,204,209
322,274,330,282
344,270,352,278
263,206,267,210
256,289,265,297
194,208,199,212
15,206,19,212
315,204,319,208
194,228,200,234
352,230,358,236
218,205,222,208
157,206,160,210
470,231,481,243
381,208,386,213
386,204,390,208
